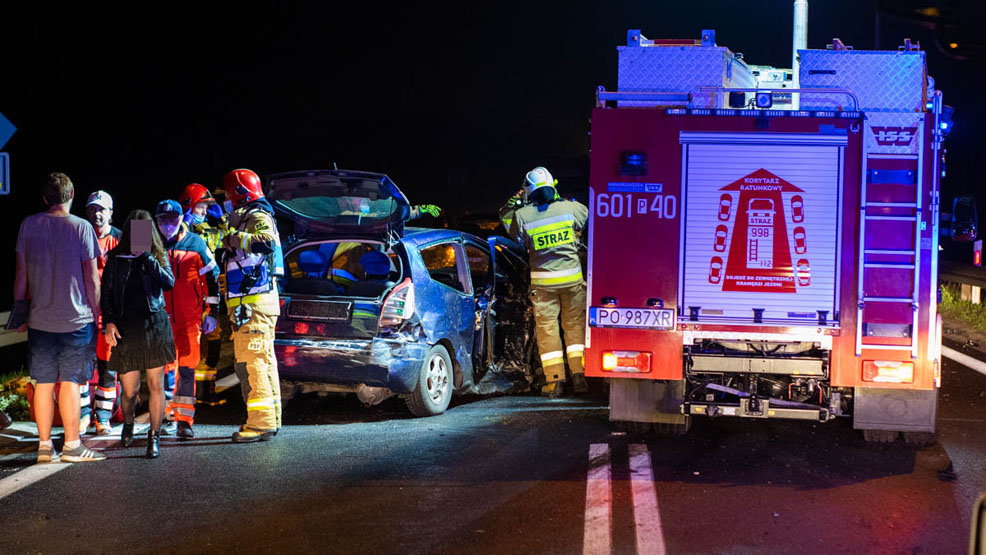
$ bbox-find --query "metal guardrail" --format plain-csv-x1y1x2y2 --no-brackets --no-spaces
939,260,986,289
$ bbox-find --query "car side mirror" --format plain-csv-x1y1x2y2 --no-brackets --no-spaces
948,195,978,242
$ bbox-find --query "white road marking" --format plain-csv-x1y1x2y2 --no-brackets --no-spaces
583,444,612,555
0,410,154,501
942,345,986,377
628,444,667,555
0,462,71,499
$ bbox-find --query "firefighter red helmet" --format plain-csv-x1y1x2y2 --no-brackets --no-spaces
223,169,264,209
178,183,215,212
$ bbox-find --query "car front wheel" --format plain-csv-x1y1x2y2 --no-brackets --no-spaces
406,345,453,417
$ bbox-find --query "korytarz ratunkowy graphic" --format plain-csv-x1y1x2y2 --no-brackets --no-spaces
710,168,810,293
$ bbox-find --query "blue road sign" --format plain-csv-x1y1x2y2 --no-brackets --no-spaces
0,152,9,195
0,112,15,150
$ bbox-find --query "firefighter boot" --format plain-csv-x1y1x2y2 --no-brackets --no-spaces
542,381,566,398
177,421,194,440
571,373,588,395
232,426,274,443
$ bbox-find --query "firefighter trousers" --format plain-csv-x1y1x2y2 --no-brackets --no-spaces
232,311,281,431
531,281,586,384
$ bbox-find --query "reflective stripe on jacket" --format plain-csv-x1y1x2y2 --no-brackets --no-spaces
508,199,588,287
223,205,282,315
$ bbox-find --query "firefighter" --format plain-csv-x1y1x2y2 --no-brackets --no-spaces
220,168,284,443
505,167,588,397
155,200,220,439
178,183,227,404
85,191,121,434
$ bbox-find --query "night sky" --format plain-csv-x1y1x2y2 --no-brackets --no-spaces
2,1,984,302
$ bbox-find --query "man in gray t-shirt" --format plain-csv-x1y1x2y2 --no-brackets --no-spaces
13,172,106,463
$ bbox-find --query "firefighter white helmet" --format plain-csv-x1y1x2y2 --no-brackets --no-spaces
524,166,557,198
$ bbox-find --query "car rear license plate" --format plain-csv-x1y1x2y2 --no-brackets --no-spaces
287,300,352,321
589,307,675,329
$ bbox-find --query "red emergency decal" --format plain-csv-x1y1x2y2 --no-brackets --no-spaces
871,126,917,147
716,169,804,293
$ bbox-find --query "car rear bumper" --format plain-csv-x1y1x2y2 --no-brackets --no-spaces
275,336,428,394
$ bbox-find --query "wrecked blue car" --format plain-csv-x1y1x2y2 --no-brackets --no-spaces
270,169,537,416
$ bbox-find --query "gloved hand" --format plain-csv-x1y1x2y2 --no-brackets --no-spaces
206,203,226,225
507,188,526,207
202,315,218,336
418,204,442,218
183,209,196,227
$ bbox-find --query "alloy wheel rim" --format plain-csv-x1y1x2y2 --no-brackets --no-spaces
426,354,449,403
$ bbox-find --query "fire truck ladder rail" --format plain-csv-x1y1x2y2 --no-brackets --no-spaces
863,262,915,269
856,116,925,358
859,344,915,351
866,202,918,208
864,215,917,221
863,249,916,256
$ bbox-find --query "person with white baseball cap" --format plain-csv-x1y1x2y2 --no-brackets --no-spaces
84,190,122,435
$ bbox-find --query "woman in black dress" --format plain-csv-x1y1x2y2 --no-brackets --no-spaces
101,210,176,458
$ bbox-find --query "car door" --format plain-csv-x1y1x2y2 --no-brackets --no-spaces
417,240,477,384
463,241,494,381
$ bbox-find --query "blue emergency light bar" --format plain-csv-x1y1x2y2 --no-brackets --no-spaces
666,108,862,119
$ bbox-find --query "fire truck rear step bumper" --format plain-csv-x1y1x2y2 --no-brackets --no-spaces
687,399,832,421
690,355,824,376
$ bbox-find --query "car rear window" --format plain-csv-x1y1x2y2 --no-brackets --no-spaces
283,241,402,297
278,196,402,227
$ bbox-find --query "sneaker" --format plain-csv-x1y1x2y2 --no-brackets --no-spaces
37,445,59,463
97,419,113,435
79,414,91,436
232,427,275,443
61,444,106,463
176,421,194,440
160,420,177,436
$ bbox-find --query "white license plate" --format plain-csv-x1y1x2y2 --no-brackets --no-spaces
589,307,676,329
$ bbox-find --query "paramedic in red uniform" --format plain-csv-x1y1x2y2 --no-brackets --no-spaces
178,183,226,404
155,200,220,439
85,190,121,435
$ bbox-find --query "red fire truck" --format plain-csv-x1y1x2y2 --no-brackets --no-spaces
585,23,961,442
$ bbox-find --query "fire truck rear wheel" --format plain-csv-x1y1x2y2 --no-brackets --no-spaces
613,420,652,438
862,429,899,443
901,431,937,447
654,418,691,437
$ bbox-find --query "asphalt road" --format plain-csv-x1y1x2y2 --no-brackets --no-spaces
1,359,983,555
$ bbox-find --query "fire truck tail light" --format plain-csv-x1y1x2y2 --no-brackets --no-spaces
294,322,309,335
601,350,651,373
862,360,914,384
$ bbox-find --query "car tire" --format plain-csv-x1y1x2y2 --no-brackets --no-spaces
406,345,454,417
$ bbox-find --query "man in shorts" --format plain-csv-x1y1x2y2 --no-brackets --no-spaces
13,172,106,463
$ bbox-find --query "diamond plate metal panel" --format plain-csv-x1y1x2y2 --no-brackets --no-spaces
865,113,925,155
617,46,756,108
799,50,926,113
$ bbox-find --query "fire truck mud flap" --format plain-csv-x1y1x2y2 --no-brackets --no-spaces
853,386,937,434
609,379,690,429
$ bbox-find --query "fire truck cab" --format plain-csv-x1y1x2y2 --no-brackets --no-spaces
586,25,952,442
